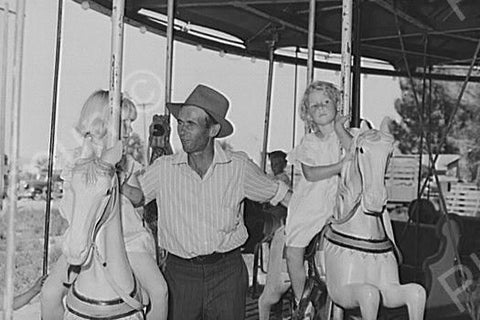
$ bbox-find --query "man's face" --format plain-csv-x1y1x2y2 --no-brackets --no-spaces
177,106,212,154
270,156,286,175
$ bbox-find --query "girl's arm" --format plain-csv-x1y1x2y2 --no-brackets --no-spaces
117,155,144,207
13,275,47,310
334,114,353,151
301,160,345,182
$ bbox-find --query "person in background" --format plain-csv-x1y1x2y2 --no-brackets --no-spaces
268,150,291,188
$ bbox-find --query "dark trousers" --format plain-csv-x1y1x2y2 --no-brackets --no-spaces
164,249,248,320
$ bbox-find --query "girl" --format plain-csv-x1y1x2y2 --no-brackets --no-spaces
41,90,167,320
285,81,352,311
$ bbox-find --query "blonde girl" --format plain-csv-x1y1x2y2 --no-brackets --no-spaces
41,90,167,320
285,81,352,312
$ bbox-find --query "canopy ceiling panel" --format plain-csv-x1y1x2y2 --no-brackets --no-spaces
75,0,480,73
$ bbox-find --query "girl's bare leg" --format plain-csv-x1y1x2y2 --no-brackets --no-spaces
128,252,168,320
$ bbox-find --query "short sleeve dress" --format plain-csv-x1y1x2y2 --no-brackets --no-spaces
285,132,341,247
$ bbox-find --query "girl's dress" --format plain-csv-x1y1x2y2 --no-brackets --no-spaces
286,132,340,247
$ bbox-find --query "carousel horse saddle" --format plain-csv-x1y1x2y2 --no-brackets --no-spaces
66,276,144,320
324,224,395,254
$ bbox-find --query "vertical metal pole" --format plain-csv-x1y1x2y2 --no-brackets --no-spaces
306,0,315,85
351,0,361,128
165,0,174,111
0,1,10,207
290,47,299,188
109,0,125,143
3,0,25,318
43,0,64,276
260,41,275,172
161,0,174,164
340,0,353,117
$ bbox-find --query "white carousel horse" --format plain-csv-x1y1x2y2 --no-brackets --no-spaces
60,141,146,319
323,124,426,320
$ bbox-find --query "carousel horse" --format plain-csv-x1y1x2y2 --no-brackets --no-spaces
61,141,146,319
322,124,426,320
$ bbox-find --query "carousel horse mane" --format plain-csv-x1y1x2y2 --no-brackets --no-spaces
334,128,394,223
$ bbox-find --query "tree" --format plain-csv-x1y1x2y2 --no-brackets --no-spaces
390,71,480,182
31,153,49,180
125,132,145,165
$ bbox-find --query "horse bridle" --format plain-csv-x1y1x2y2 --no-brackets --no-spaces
65,160,144,312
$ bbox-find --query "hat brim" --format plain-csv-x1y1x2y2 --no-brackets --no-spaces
167,103,234,138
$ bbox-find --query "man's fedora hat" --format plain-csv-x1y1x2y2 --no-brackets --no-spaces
167,84,234,138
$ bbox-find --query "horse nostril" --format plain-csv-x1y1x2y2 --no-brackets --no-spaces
359,147,364,154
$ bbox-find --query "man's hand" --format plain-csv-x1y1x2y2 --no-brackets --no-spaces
280,190,292,207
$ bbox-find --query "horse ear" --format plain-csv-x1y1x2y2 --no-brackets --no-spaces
380,116,392,134
360,120,371,131
358,122,369,134
102,141,123,165
79,138,95,159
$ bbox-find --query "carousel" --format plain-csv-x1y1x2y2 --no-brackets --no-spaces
1,0,480,319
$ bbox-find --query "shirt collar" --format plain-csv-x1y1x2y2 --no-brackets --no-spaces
172,140,231,165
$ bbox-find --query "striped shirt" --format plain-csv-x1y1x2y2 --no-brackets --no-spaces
139,141,289,259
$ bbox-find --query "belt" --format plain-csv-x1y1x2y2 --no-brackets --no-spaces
168,248,240,265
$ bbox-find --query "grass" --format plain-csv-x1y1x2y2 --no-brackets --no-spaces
0,200,68,294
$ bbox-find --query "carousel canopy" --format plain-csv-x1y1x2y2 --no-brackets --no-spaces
74,0,480,80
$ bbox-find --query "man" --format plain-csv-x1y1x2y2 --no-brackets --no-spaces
130,84,291,320
268,150,291,187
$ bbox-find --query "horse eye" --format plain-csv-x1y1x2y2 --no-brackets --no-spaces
106,189,112,196
359,147,364,154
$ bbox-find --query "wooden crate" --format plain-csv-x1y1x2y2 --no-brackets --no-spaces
385,155,420,203
445,183,480,217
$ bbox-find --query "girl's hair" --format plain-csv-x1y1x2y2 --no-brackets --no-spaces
75,90,110,140
299,80,341,131
75,90,138,140
121,96,138,122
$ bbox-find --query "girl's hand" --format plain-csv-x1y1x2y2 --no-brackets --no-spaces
32,274,48,294
334,114,349,132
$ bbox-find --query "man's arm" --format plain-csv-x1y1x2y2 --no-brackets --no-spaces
121,172,145,208
243,157,290,206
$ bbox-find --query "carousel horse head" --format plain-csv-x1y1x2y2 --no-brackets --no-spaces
338,121,394,217
61,138,122,266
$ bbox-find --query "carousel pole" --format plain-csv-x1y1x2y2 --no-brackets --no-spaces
3,0,25,318
340,0,353,117
109,0,125,143
42,0,64,276
351,0,361,128
306,0,315,85
165,0,174,114
0,1,10,208
260,37,276,172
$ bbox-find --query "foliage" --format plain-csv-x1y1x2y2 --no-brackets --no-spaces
125,132,146,165
390,72,480,182
0,201,67,294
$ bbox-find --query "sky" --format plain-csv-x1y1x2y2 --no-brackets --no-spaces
1,0,402,169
